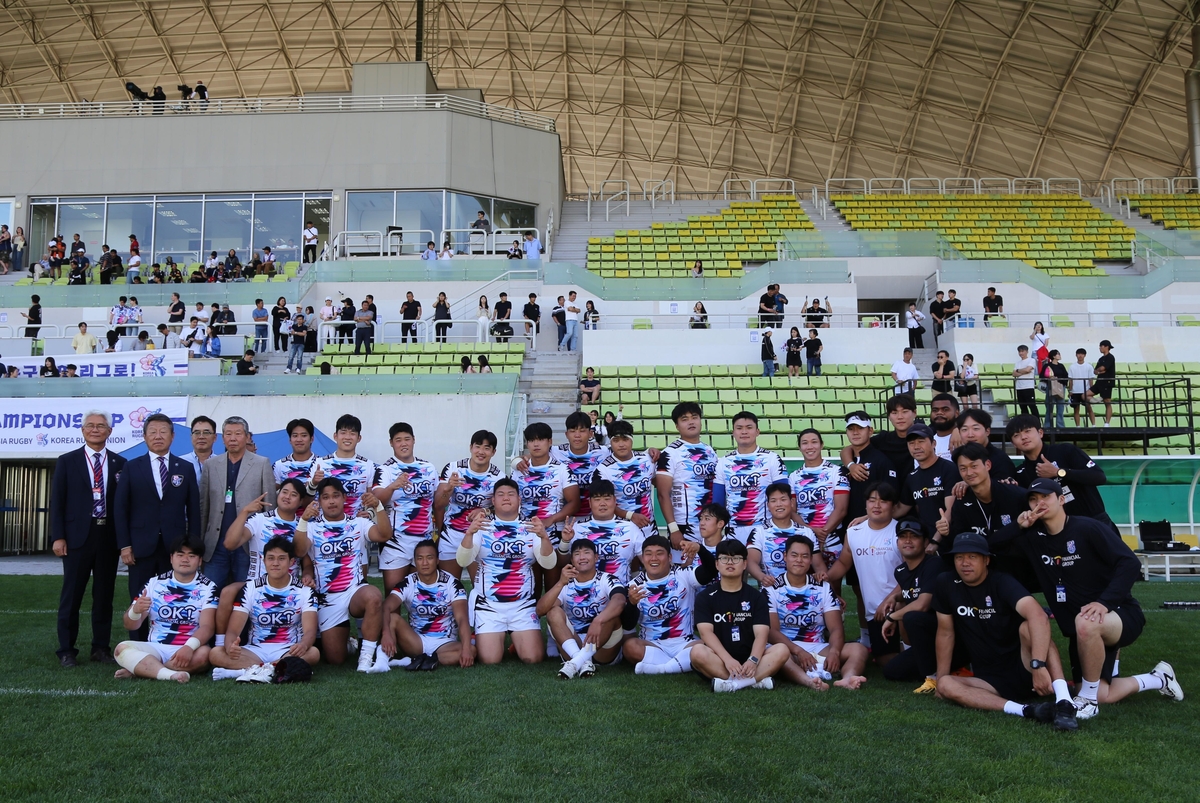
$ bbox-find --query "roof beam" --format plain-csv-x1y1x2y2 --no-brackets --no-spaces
892,0,959,177
261,2,301,95
198,0,246,96
65,0,126,89
826,0,891,179
131,1,183,86
2,0,78,101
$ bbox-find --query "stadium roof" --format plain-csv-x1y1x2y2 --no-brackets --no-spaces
3,0,1199,193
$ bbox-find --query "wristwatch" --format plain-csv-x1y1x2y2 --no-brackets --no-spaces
748,655,759,664
1029,659,1047,670
1057,469,1067,480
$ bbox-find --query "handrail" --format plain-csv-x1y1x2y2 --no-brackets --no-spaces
722,178,754,200
943,310,1200,328
1012,177,1046,193
447,268,541,321
439,228,492,255
387,229,436,256
1141,177,1173,194
545,209,554,262
867,177,906,194
942,177,977,194
1172,177,1200,194
330,230,383,259
606,191,629,221
0,94,557,132
906,177,942,194
643,179,675,208
577,312,899,330
590,181,629,202
1047,178,1082,196
750,178,796,199
825,178,867,196
506,392,529,469
978,177,1013,193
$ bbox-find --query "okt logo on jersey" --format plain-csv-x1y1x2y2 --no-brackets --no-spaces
727,473,761,490
520,483,556,501
405,479,436,497
255,609,297,628
956,600,997,619
641,582,683,619
157,604,199,621
316,533,357,559
781,608,822,630
795,486,829,508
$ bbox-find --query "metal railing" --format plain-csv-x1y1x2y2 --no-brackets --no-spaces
317,317,535,350
942,311,1200,329
0,94,557,132
506,393,529,468
329,230,383,259
643,179,675,208
586,181,629,222
447,269,541,320
387,229,436,256
576,312,898,330
606,191,629,221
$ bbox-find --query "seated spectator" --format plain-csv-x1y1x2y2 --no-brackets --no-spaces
188,266,206,283
690,302,709,330
235,350,258,375
477,355,492,373
147,264,165,284
261,246,276,275
506,240,523,259
319,361,333,375
72,322,98,354
63,364,79,377
204,250,220,279
579,367,601,403
132,331,151,351
105,330,122,353
223,249,241,278
168,264,184,283
460,356,476,374
438,242,454,260
421,241,437,260
6,365,20,378
691,259,704,277
803,296,832,329
39,357,60,378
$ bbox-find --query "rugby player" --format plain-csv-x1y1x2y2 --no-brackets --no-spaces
748,482,817,587
788,429,848,559
561,479,643,585
537,538,627,678
435,429,503,576
712,411,786,544
655,402,718,564
308,414,379,519
549,411,612,522
512,422,579,589
373,422,439,589
381,539,474,670
272,418,318,488
624,534,718,675
595,420,658,538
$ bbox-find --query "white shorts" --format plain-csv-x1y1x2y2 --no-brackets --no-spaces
472,596,540,634
571,622,625,650
645,635,696,659
419,633,457,656
245,642,292,664
317,584,369,633
380,535,428,571
137,642,184,663
439,527,467,561
791,640,829,656
730,524,755,546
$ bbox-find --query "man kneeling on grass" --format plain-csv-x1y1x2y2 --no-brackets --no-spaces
210,537,319,680
691,540,790,692
381,539,474,671
538,538,627,679
115,537,216,684
767,534,868,690
933,532,1078,731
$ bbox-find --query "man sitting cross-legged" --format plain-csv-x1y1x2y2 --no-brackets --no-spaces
537,538,627,679
380,538,474,671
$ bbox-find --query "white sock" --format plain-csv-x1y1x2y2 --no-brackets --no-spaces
671,651,693,673
1134,673,1164,693
1002,700,1025,717
1052,679,1071,703
560,640,580,659
575,642,597,664
214,635,225,647
640,645,671,666
1111,659,1120,677
388,657,413,668
359,640,378,661
156,667,184,681
1079,679,1100,702
212,667,243,680
727,675,755,690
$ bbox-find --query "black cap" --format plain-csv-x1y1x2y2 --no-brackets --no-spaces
640,534,672,553
906,422,935,440
896,520,927,538
1099,339,1113,349
1027,478,1063,497
946,532,991,556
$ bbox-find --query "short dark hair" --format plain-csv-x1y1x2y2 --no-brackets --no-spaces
244,349,255,357
287,418,315,438
565,411,591,431
1017,344,1029,353
190,415,217,433
168,535,203,556
316,477,346,497
952,442,991,465
607,420,634,440
588,478,616,499
570,538,597,554
731,410,758,427
700,503,730,524
414,538,438,557
671,401,703,422
278,478,307,499
957,408,992,430
863,481,899,504
765,481,792,500
335,414,361,434
1005,415,1042,441
785,534,815,554
886,394,918,414
389,422,414,439
796,427,821,445
1076,348,1087,355
715,539,748,559
470,429,498,449
262,536,295,559
932,392,959,409
493,477,519,495
143,412,173,429
524,422,553,442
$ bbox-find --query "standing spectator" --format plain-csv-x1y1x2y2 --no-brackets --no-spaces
1067,348,1097,427
784,327,805,378
302,221,319,263
774,286,789,324
803,296,832,329
942,289,961,323
251,299,268,353
760,330,777,378
125,249,142,284
506,239,523,259
194,301,211,329
72,323,98,355
216,303,236,338
167,292,186,333
689,302,709,330
270,296,290,351
11,226,26,275
905,302,926,349
365,294,378,345
0,224,10,269
523,292,541,337
199,417,275,588
400,291,422,343
337,297,355,344
433,291,452,343
1013,345,1039,417
421,240,438,260
476,295,491,343
128,296,145,333
235,350,258,375
319,295,335,323
470,210,492,253
551,296,567,349
579,367,601,403
803,328,823,377
929,290,946,341
1041,349,1068,429
494,292,513,342
931,349,956,394
583,300,600,330
561,291,582,351
182,318,205,358
154,324,182,350
50,411,127,667
1092,340,1116,427
522,230,543,260
285,314,308,373
354,300,375,355
21,294,41,338
757,285,779,328
957,353,980,408
891,348,920,395
982,286,1004,325
1030,322,1050,367
303,306,319,353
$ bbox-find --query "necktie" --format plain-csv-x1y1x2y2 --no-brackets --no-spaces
92,452,105,517
158,456,169,495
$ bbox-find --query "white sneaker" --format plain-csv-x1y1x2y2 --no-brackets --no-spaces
1151,661,1184,701
282,368,290,374
356,644,376,673
557,661,579,680
578,660,596,678
713,678,738,693
236,664,274,683
388,657,413,668
364,654,390,674
1071,695,1100,720
752,677,774,690
346,637,359,657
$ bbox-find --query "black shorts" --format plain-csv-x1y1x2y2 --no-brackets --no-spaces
1091,380,1115,400
974,655,1037,701
1067,603,1145,683
867,619,902,657
1070,393,1090,408
957,382,978,398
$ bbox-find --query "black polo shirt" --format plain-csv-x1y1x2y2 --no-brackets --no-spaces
894,553,946,605
694,581,769,664
933,570,1029,667
1014,444,1107,520
845,445,898,521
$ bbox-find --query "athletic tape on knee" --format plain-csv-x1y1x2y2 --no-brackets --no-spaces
115,647,149,674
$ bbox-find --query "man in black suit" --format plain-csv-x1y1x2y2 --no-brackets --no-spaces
114,412,200,639
50,410,127,668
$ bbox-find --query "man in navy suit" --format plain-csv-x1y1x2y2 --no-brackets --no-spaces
51,410,127,668
114,412,200,639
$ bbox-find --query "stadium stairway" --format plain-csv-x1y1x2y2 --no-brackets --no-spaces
554,199,735,264
520,349,583,431
798,199,853,233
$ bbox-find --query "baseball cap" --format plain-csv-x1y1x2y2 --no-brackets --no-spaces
1027,478,1063,497
1099,339,1113,349
896,520,926,538
845,413,872,429
946,532,991,556
905,422,935,440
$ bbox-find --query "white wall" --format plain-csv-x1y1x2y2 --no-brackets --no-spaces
943,326,1200,365
582,327,909,368
932,281,1200,318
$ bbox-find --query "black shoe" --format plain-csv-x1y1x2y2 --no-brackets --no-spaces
58,652,78,668
420,654,440,671
406,654,429,672
1023,702,1055,724
1053,699,1080,731
90,646,116,665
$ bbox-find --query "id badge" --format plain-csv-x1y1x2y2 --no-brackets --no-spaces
93,486,103,501
731,627,741,642
225,489,233,504
1056,584,1067,603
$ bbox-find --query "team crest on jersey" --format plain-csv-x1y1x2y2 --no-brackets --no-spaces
741,601,750,611
1001,514,1012,525
171,474,184,487
1067,540,1076,554
985,595,992,606
933,476,943,486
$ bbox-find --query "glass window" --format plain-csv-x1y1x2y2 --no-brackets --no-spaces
446,192,492,253
252,199,303,264
105,202,153,260
154,200,203,265
57,203,106,261
303,199,331,259
393,191,442,254
345,192,393,234
493,199,536,233
204,199,252,261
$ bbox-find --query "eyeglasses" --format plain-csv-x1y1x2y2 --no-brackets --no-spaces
82,423,110,430
716,556,745,565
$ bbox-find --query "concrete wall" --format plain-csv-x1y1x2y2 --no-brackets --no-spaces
352,63,438,96
943,326,1200,365
929,281,1200,318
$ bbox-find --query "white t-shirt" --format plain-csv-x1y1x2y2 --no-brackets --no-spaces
891,360,920,392
565,300,581,322
127,254,142,271
303,227,319,245
905,310,925,329
1067,362,1095,394
1031,332,1049,351
843,519,900,617
1014,357,1038,390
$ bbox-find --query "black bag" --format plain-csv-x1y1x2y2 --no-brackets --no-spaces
914,324,926,336
1139,520,1172,551
491,322,513,338
954,379,970,394
272,655,313,683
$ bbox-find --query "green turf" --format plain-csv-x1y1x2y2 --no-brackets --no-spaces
1,575,1198,802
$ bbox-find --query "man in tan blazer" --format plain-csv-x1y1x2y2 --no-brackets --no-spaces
200,416,276,588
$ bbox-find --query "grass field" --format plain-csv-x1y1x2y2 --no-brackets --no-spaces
1,574,1197,803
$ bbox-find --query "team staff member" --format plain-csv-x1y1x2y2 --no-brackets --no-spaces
1007,480,1182,719
200,416,276,588
656,402,718,564
955,409,1017,481
538,538,627,679
877,521,954,692
692,540,791,692
893,423,960,542
1092,339,1116,426
933,533,1079,731
50,411,127,667
1006,415,1115,534
842,395,920,491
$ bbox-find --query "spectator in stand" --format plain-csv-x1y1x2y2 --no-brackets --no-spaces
931,350,956,394
1068,348,1096,427
147,263,165,284
399,292,422,343
104,330,122,353
433,292,452,343
579,368,601,403
125,248,142,284
261,246,276,276
67,251,89,285
460,356,476,373
942,289,961,323
691,259,704,277
477,355,492,373
522,230,543,260
216,303,236,339
223,249,241,279
336,298,354,344
251,299,268,353
40,357,60,377
188,265,206,283
1030,322,1050,367
438,242,454,260
132,331,151,351
551,296,567,348
758,285,780,328
204,251,219,279
365,295,378,345
167,292,186,333
761,330,777,378
270,296,290,351
21,294,41,339
235,350,258,375
155,324,182,351
1013,345,1039,417
127,297,145,332
182,318,205,358
476,295,491,344
583,300,600,331
983,287,1004,325
784,327,805,378
354,300,375,355
471,211,492,252
1041,349,1068,429
1092,340,1116,427
494,293,513,342
957,353,980,408
929,290,946,341
523,293,540,336
0,225,9,269
6,366,20,378
774,286,789,324
63,364,78,377
421,241,438,260
167,263,184,284
803,296,832,329
561,291,582,351
905,302,926,349
303,221,319,263
803,328,823,377
506,239,523,259
689,302,709,330
319,295,335,324
11,227,26,276
285,314,308,374
72,323,98,354
891,348,919,395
